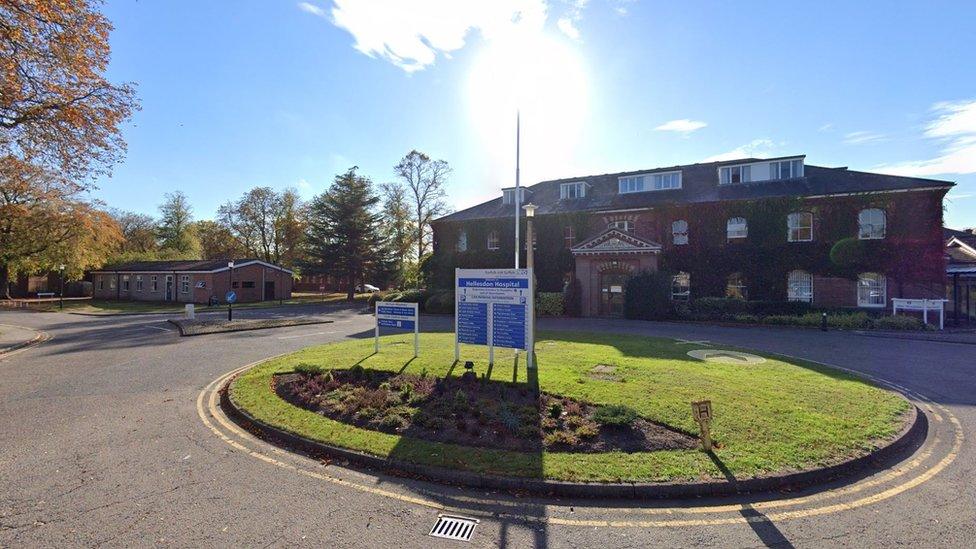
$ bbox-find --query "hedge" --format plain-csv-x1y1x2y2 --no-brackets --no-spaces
536,292,564,316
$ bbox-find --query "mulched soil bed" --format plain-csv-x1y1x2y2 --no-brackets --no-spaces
169,316,332,336
275,367,698,453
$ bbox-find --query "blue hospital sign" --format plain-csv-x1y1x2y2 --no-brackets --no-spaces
375,301,419,356
454,268,535,368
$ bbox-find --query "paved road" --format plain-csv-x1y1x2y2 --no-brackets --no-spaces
1,307,974,547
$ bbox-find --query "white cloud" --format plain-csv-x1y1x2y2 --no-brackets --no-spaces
557,17,580,40
654,119,707,134
876,99,976,177
843,131,887,145
818,123,834,132
556,0,588,40
297,2,326,17
704,139,777,162
320,0,549,73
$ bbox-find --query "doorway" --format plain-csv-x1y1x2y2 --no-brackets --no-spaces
599,271,629,317
264,281,275,301
165,275,174,301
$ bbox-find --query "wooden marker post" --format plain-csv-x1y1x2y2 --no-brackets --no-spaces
691,400,713,451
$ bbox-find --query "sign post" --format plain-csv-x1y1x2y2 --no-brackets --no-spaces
375,301,419,357
454,268,534,368
691,400,713,451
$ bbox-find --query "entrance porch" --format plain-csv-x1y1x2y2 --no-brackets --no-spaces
570,229,663,317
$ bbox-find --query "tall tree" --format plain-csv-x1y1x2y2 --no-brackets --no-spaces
393,150,451,265
156,191,199,258
304,167,387,300
380,181,416,288
216,186,306,268
195,220,245,260
110,209,158,258
0,157,121,296
1,0,138,180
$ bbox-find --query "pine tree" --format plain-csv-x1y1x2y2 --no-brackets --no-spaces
305,167,388,300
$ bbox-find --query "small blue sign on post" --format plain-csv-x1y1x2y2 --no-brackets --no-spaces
375,301,419,357
225,290,237,304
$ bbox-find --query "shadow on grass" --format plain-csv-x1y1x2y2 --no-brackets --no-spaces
707,451,795,548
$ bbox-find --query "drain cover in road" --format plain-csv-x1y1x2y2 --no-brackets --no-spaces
429,514,479,542
687,349,766,364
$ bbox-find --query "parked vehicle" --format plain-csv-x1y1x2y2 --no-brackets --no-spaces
356,283,380,293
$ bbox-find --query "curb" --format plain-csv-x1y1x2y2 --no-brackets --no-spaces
221,373,926,499
0,325,50,359
850,330,976,346
169,318,334,337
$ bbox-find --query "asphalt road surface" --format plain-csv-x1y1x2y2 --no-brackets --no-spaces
1,305,974,548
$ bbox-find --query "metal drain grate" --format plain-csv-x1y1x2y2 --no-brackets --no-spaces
429,514,479,542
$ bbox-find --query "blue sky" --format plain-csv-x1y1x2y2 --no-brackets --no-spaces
96,0,976,228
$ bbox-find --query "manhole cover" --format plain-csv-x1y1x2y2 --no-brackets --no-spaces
429,514,479,542
687,349,766,364
588,364,621,381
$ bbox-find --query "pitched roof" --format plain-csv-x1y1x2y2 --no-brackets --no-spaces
93,258,293,274
435,157,954,223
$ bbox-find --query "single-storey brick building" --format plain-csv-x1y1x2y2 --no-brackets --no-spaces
431,155,953,317
91,259,293,304
945,228,976,325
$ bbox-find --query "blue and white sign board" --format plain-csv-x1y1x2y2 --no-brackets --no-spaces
225,290,237,304
454,268,535,369
375,301,419,357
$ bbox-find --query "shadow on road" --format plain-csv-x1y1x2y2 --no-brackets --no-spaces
707,451,795,548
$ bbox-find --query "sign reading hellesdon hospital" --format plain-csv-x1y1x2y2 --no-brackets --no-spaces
454,268,535,369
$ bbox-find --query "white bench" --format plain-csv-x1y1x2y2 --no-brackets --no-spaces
891,298,949,330
36,292,55,299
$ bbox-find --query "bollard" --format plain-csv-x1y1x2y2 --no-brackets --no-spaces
821,312,828,331
185,303,195,320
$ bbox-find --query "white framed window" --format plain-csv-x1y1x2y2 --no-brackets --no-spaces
109,277,116,289
672,219,688,245
135,275,143,292
608,220,634,233
857,273,886,307
121,275,129,291
150,275,158,292
618,171,681,193
726,273,747,300
671,272,690,301
787,212,813,242
502,188,526,205
487,230,500,250
858,208,886,240
727,217,748,240
770,159,804,179
560,182,587,199
563,225,575,248
720,164,752,185
456,230,467,252
180,275,190,294
787,270,813,302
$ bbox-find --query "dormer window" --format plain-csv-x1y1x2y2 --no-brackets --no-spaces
720,165,752,184
618,171,681,193
502,187,527,205
560,181,587,199
771,159,804,179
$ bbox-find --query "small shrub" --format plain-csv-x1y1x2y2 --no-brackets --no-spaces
423,290,455,314
575,422,599,439
497,406,521,432
377,413,407,431
348,364,365,378
547,402,563,419
294,362,323,376
592,404,638,427
543,430,579,447
540,416,558,430
624,270,674,320
874,315,927,331
564,415,586,429
453,389,469,410
536,292,565,316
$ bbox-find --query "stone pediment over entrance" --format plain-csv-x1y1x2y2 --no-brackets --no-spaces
570,229,663,256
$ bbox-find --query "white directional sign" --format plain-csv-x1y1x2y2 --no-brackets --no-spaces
454,268,535,369
375,301,419,357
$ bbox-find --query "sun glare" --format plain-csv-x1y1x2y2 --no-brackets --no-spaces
467,31,588,197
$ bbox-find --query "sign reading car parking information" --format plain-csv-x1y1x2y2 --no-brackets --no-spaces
375,301,418,357
454,268,535,369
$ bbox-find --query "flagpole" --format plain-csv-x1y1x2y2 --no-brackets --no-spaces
514,110,521,269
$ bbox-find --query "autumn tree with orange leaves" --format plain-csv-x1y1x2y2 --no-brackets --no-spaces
0,0,137,297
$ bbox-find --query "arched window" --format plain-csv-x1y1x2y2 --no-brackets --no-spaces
456,230,467,252
726,273,747,300
671,272,691,301
672,220,689,245
787,212,813,242
727,217,748,240
608,220,633,233
858,208,886,240
486,230,499,250
857,273,886,307
787,270,813,302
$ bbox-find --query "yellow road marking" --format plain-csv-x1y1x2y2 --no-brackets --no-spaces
197,357,963,528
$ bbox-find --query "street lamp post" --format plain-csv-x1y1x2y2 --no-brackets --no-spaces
522,204,537,369
228,261,234,321
58,264,65,310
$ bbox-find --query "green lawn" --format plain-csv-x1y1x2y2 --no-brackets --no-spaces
41,292,369,315
229,331,910,483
